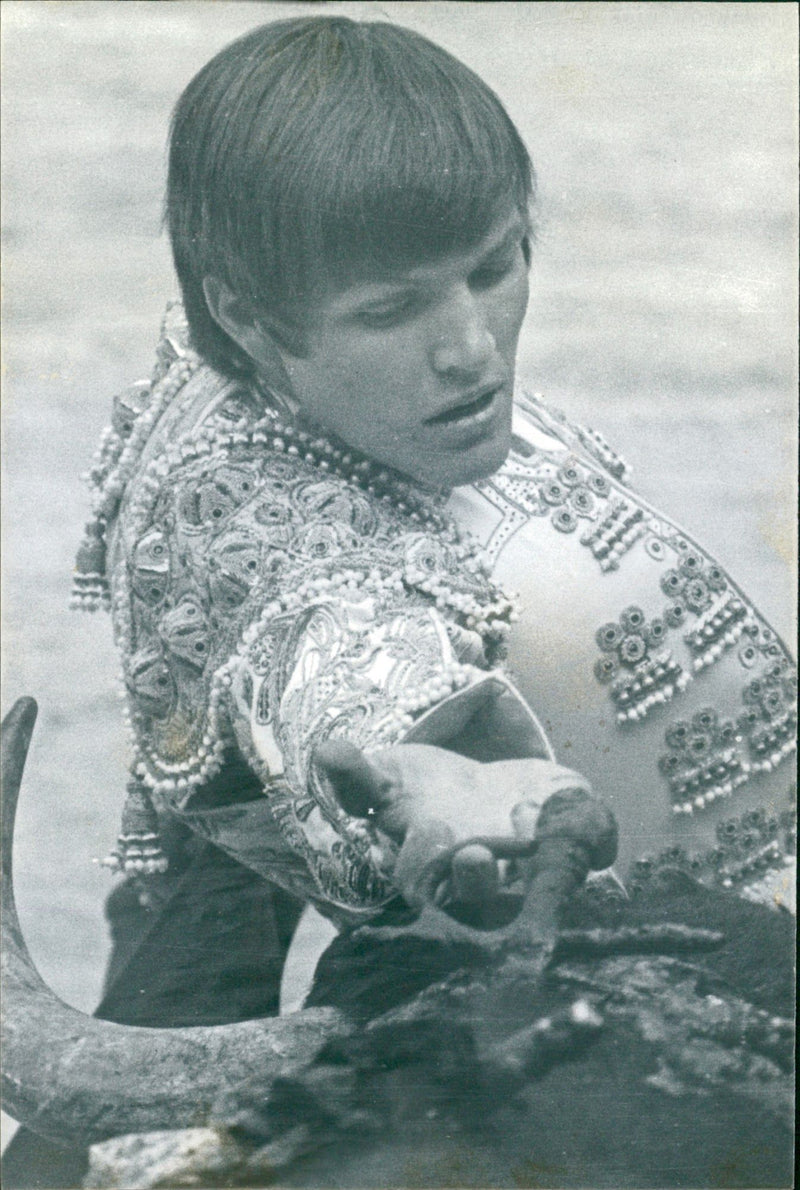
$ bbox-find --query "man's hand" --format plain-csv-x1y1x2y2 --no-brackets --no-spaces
314,741,597,910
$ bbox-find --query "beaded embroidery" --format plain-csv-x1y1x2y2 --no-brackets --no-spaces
502,391,795,838
101,778,169,875
75,313,796,903
658,708,749,815
474,448,641,571
76,310,520,904
587,523,796,748
71,306,202,613
580,500,645,572
514,391,631,483
589,590,795,817
630,791,796,896
594,605,691,723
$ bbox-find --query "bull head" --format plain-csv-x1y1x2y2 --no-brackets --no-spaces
1,698,347,1145
2,699,619,1149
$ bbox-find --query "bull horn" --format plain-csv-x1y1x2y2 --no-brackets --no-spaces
1,698,346,1145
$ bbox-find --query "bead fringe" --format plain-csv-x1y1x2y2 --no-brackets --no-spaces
102,779,168,874
71,520,110,612
72,333,202,616
69,573,111,612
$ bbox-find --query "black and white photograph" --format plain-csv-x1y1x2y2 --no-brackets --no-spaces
2,3,796,1187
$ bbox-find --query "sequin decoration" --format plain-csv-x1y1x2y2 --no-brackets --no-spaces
159,597,211,669
512,390,632,482
659,708,749,814
125,646,176,717
206,530,264,609
739,664,798,775
594,605,690,722
573,425,630,481
90,344,524,914
111,383,152,439
580,500,645,572
71,337,205,611
658,653,798,815
630,794,796,894
539,460,608,539
683,592,749,671
653,552,747,672
475,452,620,565
101,778,169,875
70,520,110,610
129,527,171,607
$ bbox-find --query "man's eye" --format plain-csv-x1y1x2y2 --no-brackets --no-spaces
470,255,518,290
357,301,413,329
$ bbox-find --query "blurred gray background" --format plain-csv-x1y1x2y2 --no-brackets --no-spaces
1,0,797,1142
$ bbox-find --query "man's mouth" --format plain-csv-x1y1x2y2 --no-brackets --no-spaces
425,384,502,426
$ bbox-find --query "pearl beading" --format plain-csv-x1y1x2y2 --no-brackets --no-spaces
612,651,691,724
107,395,519,800
685,593,749,671
130,660,234,797
631,798,796,892
71,352,203,613
581,500,646,572
93,354,202,524
354,663,481,747
669,747,750,815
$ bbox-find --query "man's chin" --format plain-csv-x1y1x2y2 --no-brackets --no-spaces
441,431,513,489
390,427,513,491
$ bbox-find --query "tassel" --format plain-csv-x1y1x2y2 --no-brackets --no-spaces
70,519,110,611
102,778,168,874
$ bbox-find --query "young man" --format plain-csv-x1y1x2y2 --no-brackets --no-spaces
71,15,793,1023
3,15,793,1186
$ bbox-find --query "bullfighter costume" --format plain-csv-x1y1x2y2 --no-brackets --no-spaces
69,304,795,1025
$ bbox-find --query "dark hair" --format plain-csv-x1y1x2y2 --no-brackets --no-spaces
167,16,535,376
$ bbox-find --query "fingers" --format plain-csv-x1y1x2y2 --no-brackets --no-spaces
451,843,500,904
510,765,593,842
543,765,592,796
313,739,389,818
511,801,540,840
534,788,619,871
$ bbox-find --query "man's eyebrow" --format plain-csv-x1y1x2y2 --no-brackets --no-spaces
341,216,528,307
349,280,419,304
476,219,527,261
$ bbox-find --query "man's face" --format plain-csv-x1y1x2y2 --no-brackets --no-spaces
275,210,530,489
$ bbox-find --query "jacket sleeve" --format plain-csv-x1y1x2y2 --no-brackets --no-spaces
180,582,552,924
111,425,550,923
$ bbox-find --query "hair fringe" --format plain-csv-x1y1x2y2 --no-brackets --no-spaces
166,17,535,375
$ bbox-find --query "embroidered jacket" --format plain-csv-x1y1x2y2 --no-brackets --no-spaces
78,307,548,924
75,305,796,917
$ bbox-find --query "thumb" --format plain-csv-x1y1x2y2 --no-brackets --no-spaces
313,740,390,819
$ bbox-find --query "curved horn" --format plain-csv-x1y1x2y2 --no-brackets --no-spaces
1,698,346,1145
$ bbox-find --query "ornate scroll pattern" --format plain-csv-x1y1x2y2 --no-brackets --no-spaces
102,370,518,909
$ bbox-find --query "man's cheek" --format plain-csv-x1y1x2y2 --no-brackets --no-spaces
501,276,529,347
341,353,385,395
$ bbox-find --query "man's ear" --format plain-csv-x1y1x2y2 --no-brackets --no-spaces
202,276,296,392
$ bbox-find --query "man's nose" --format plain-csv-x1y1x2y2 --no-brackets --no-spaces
430,291,496,378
